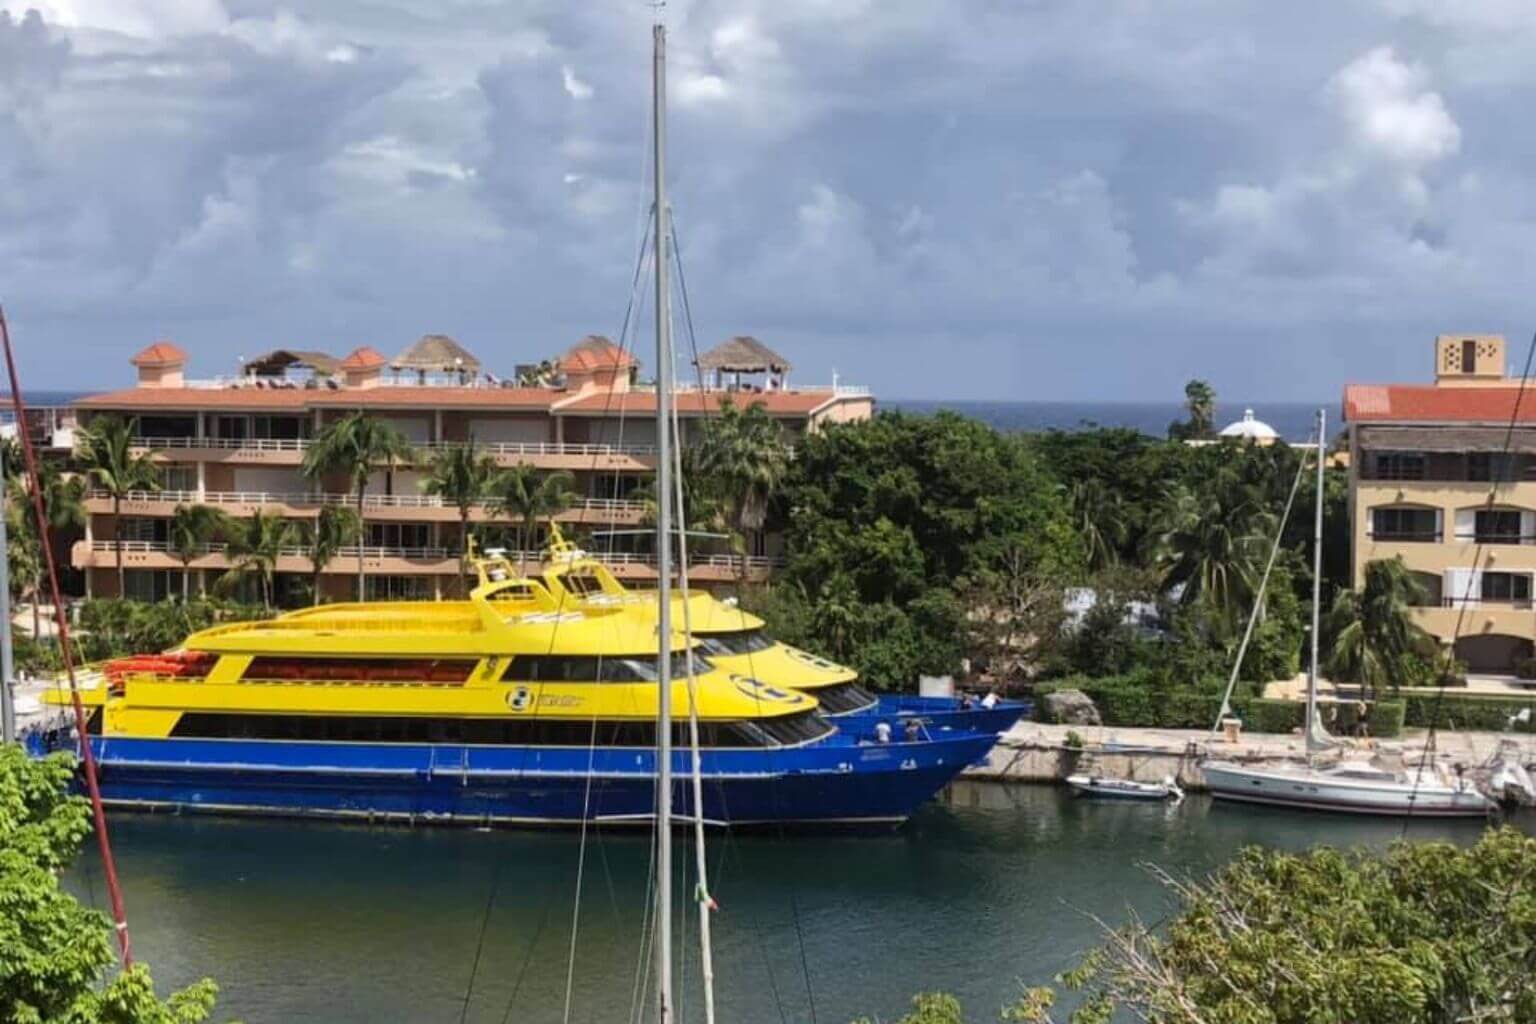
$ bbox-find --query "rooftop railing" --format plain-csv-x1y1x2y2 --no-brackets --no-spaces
128,436,662,458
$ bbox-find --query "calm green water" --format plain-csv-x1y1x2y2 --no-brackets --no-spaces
68,784,1514,1023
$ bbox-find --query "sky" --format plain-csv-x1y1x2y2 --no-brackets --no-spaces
1,0,1534,401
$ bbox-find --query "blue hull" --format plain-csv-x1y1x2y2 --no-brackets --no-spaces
838,696,1028,740
31,730,997,828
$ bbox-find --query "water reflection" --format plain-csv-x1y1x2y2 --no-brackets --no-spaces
68,784,1521,1024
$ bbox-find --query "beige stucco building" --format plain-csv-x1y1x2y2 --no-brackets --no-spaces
52,334,873,602
1344,333,1536,673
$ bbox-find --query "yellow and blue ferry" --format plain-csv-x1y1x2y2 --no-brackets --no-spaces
30,551,992,827
535,531,1029,737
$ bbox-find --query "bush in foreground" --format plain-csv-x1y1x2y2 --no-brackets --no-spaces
858,828,1536,1023
0,745,219,1023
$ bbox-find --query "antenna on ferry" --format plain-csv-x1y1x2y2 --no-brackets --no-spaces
651,14,677,1023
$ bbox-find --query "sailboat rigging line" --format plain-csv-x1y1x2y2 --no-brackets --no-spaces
1403,329,1536,830
560,713,605,1024
496,882,557,1024
0,305,133,966
457,861,502,1024
671,214,820,1022
1208,423,1314,737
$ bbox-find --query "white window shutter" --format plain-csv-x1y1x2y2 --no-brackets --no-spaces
1445,569,1481,607
1454,508,1475,541
1522,510,1535,543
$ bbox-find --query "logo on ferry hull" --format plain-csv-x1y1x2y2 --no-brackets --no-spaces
507,686,533,712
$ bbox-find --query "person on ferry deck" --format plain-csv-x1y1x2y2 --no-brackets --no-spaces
904,719,922,742
873,721,892,744
980,692,998,710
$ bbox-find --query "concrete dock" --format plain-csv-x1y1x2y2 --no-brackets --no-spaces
964,721,1532,791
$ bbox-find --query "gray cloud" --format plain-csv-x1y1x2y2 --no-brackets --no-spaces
2,0,1534,400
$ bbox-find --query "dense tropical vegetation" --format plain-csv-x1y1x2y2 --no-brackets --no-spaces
300,411,415,597
0,745,219,1022
857,828,1536,1024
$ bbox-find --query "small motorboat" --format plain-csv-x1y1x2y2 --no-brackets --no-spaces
1065,773,1183,802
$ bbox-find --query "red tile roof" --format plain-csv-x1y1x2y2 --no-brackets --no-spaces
561,336,637,372
130,341,187,368
1344,384,1536,424
339,346,387,370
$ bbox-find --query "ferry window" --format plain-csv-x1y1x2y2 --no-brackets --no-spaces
560,571,607,597
502,651,713,683
808,682,878,714
756,712,835,746
241,657,478,684
695,629,773,657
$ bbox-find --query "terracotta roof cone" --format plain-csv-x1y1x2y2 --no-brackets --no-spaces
130,341,187,367
695,336,792,375
560,335,637,393
130,340,187,387
392,334,481,377
339,346,386,370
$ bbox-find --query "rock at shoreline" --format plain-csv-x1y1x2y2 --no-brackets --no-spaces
1043,689,1101,727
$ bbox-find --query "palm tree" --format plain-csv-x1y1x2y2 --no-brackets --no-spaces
302,504,361,604
1070,477,1127,571
300,412,414,599
76,415,162,597
1324,557,1437,695
168,504,231,601
420,439,498,592
218,511,297,610
693,399,790,578
490,463,577,570
1183,379,1216,438
1149,480,1274,637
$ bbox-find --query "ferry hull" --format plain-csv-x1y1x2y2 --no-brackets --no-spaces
36,732,997,828
1204,763,1495,818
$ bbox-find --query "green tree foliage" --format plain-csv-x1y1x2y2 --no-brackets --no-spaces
1166,378,1217,441
0,745,218,1022
217,511,297,610
300,412,414,597
770,412,1081,688
73,598,272,662
166,505,231,602
1324,556,1438,692
76,417,161,599
301,505,362,604
693,399,791,578
419,439,498,592
871,828,1536,1024
490,464,577,571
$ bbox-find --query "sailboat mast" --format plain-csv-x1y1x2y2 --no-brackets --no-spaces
1306,408,1325,756
651,19,675,1024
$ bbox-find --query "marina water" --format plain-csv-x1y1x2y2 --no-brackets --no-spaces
67,783,1519,1023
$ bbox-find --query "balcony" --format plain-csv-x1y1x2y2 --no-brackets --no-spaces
125,436,661,471
74,540,783,583
85,489,647,525
1365,529,1441,543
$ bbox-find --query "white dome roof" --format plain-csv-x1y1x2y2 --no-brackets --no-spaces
1218,408,1279,440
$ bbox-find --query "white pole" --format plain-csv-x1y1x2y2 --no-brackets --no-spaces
652,19,675,1024
1306,409,1326,757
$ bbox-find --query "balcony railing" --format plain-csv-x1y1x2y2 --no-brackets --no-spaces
128,436,662,459
85,539,783,571
91,489,646,515
1367,529,1441,543
1439,596,1535,610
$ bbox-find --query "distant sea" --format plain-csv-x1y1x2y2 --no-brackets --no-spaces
12,391,1328,443
884,399,1331,443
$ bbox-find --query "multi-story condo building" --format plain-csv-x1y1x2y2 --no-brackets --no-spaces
60,333,872,602
1344,333,1536,674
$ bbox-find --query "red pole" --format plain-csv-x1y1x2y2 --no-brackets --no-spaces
0,306,132,966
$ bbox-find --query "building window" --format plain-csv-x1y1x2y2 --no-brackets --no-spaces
1481,572,1532,604
1372,452,1425,481
122,569,183,602
1468,453,1518,482
1371,507,1439,542
214,416,248,441
1462,338,1477,373
158,465,197,492
251,416,307,441
1475,509,1526,544
363,575,432,601
365,522,432,550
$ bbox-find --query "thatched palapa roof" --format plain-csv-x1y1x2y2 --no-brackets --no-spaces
695,336,792,374
245,349,341,376
392,334,481,375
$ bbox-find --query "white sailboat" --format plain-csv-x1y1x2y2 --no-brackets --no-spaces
1203,409,1497,818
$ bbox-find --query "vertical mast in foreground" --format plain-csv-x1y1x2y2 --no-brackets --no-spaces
1306,408,1327,759
651,18,675,1024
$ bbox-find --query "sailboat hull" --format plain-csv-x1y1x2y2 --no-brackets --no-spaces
32,730,996,827
1204,762,1496,817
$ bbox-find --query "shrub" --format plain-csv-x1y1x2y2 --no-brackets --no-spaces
1403,691,1536,733
1064,730,1085,750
